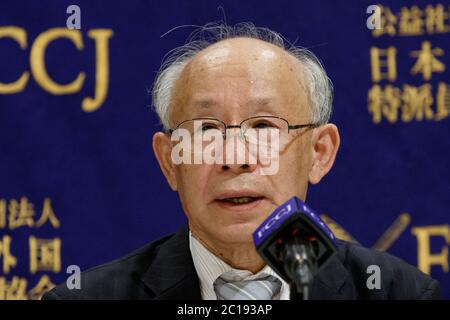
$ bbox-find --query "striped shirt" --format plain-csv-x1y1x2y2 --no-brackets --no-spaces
189,231,290,300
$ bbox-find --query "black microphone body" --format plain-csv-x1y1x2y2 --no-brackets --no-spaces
253,197,338,300
283,237,316,299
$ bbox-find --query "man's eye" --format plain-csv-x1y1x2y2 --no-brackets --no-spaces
253,121,276,129
202,124,220,131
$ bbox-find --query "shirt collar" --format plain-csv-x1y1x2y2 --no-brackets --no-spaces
189,230,289,299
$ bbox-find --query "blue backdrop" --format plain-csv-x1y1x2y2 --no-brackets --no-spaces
0,0,449,299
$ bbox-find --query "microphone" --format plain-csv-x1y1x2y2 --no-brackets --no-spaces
253,196,338,300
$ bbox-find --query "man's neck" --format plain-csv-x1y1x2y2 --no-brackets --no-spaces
191,232,265,274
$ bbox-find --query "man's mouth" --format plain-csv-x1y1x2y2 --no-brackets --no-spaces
218,196,264,204
214,192,266,212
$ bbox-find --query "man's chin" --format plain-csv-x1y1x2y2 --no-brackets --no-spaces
214,223,260,245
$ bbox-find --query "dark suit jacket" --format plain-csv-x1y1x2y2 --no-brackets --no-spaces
42,225,441,300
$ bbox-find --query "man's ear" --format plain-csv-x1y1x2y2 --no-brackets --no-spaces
308,124,340,184
152,132,178,191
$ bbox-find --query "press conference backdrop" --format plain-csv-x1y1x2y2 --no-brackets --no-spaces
0,0,449,300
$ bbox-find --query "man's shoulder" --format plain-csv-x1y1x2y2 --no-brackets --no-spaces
42,232,175,300
336,240,441,299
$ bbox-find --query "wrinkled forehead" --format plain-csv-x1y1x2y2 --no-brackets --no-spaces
169,38,310,125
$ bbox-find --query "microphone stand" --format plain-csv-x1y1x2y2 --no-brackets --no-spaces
283,240,317,300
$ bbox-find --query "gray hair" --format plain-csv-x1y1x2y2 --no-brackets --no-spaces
152,22,333,130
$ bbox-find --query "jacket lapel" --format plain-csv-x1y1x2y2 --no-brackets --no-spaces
311,242,356,299
140,225,202,300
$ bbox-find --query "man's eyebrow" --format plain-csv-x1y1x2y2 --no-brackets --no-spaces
248,97,274,107
192,99,218,109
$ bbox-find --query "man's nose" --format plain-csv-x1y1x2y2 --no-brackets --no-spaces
217,128,258,174
220,162,257,174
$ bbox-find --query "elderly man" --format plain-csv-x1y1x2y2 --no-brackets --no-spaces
43,23,441,300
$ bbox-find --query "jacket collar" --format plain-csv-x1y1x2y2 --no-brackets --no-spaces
141,224,202,300
311,241,356,299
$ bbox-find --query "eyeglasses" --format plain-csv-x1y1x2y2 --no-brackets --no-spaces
168,116,319,152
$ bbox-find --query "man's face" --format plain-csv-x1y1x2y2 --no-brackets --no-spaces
161,38,318,248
